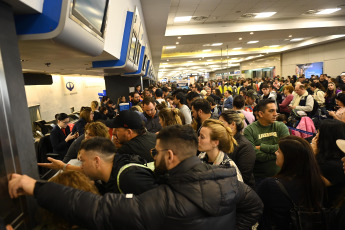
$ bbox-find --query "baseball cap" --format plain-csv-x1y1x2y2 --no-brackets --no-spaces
106,110,144,129
336,139,345,153
246,89,258,99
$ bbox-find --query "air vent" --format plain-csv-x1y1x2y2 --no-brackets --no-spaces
304,10,319,15
192,16,208,21
240,13,256,18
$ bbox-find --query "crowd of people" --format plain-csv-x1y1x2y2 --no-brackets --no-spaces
7,74,345,230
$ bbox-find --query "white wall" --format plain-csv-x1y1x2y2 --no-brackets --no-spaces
240,55,281,78
282,39,345,77
25,75,105,121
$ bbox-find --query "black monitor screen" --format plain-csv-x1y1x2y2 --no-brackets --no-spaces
72,0,109,37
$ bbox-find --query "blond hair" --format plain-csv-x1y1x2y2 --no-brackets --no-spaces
84,121,110,139
91,101,99,111
202,119,237,153
158,108,184,127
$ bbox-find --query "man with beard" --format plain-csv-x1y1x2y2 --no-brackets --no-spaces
9,125,263,230
107,110,156,163
244,99,289,186
191,99,212,135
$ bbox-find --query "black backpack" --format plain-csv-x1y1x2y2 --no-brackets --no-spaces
307,95,319,118
275,179,329,230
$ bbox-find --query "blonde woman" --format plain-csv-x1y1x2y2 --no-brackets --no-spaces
91,100,102,121
198,119,243,181
158,108,185,127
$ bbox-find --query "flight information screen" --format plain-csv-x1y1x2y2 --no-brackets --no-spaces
73,0,108,36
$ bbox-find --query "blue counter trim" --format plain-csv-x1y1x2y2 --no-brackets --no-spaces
15,0,63,35
143,60,150,77
92,11,133,68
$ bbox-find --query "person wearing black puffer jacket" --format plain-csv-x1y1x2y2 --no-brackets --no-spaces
9,125,263,230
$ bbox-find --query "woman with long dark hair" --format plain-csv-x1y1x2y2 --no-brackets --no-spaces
257,135,325,230
312,119,345,208
325,82,340,111
72,107,94,136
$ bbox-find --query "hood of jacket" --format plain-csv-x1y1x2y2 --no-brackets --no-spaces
163,156,239,217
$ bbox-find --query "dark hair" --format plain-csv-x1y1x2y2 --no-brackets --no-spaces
225,90,232,95
206,96,215,106
277,136,324,210
157,125,197,159
80,137,116,158
155,89,163,97
162,86,169,93
107,100,114,105
340,84,345,91
335,93,345,106
196,84,203,92
191,99,211,114
233,95,245,109
99,105,108,114
175,92,186,105
142,96,156,106
276,114,287,122
261,83,269,89
186,91,200,102
56,113,68,121
101,96,109,104
316,119,345,163
257,99,275,112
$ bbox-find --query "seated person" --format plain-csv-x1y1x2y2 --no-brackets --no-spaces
72,107,94,136
289,84,314,116
50,113,78,159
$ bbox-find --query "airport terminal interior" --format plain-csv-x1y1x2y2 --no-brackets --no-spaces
1,0,345,229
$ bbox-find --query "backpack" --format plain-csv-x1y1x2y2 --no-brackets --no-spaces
307,95,320,118
275,179,329,230
116,162,154,194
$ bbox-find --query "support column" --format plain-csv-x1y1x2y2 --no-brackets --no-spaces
0,2,39,228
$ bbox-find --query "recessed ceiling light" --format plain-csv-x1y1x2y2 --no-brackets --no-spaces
255,12,276,18
211,43,223,46
167,59,169,61
289,35,292,37
233,47,242,50
202,44,211,46
199,59,201,60
316,8,341,15
165,46,176,49
247,41,259,44
174,16,192,22
269,45,279,47
176,42,179,44
250,32,254,35
203,49,212,52
239,37,242,40
290,38,304,42
177,37,181,39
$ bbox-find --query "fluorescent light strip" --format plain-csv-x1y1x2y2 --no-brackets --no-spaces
165,46,176,49
211,43,223,46
174,16,192,22
269,45,279,48
247,41,259,44
316,8,341,15
290,38,304,42
203,49,212,52
255,12,276,18
232,47,242,50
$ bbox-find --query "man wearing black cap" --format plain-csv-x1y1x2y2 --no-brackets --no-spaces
106,110,156,163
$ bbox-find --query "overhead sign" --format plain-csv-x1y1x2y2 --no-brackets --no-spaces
176,79,188,89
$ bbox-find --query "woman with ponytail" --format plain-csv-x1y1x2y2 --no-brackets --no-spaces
158,108,185,127
219,110,256,188
198,119,243,181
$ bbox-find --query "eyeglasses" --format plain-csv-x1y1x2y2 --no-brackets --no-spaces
150,148,169,158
